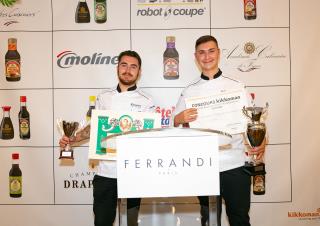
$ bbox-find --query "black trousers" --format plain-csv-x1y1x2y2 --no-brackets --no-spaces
198,166,251,226
93,175,141,226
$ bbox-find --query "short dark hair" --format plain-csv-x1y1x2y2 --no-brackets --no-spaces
195,35,219,49
118,50,142,68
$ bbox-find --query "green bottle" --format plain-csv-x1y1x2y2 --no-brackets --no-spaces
9,153,22,198
94,0,107,23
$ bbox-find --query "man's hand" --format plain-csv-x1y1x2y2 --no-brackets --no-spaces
59,135,75,149
247,138,266,160
58,124,91,149
174,108,198,127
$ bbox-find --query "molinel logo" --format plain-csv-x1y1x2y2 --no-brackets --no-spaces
56,50,118,69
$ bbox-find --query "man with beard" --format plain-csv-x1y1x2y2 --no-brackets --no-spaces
59,50,155,226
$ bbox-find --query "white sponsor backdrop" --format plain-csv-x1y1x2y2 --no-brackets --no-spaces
0,0,319,226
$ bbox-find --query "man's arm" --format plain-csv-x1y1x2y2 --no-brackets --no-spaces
59,124,91,149
173,108,198,127
74,124,91,143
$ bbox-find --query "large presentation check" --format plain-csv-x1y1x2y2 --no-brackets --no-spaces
185,89,248,135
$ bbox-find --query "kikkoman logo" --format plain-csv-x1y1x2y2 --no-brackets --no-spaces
56,50,118,69
136,0,206,20
288,208,320,220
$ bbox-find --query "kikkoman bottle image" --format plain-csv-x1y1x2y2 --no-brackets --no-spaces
163,36,179,80
9,153,22,198
75,0,90,23
5,38,21,82
94,0,107,23
18,96,30,140
0,106,14,140
243,0,257,20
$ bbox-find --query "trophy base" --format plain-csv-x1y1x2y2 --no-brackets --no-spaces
243,162,266,176
59,149,74,160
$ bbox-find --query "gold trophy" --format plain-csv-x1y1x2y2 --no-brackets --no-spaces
242,102,268,195
57,119,79,160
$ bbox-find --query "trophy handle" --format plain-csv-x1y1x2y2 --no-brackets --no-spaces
262,103,269,115
242,107,252,120
260,103,269,121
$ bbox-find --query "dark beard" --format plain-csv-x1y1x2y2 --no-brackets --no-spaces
118,73,138,86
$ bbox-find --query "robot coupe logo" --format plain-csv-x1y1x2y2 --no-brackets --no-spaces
56,50,118,69
136,0,206,20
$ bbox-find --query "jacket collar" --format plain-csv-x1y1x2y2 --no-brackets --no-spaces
201,69,222,80
116,84,137,93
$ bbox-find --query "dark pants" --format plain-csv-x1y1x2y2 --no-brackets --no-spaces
198,166,251,226
93,175,141,226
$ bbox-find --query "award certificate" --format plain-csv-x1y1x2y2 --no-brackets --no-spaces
185,89,248,135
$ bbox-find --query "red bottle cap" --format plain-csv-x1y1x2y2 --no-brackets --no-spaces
20,96,27,102
2,106,11,111
250,93,255,100
12,153,19,160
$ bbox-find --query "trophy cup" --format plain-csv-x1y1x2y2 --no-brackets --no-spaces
242,102,268,195
57,119,79,160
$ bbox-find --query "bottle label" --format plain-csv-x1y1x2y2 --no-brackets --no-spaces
253,175,265,193
244,0,256,17
167,42,175,48
1,124,13,135
5,59,21,78
8,43,17,51
95,2,106,20
164,58,179,78
19,118,30,136
78,6,90,19
9,176,22,195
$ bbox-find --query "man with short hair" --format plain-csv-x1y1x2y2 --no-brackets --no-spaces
173,35,266,226
59,50,155,226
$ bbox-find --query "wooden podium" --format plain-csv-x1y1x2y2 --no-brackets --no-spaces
110,128,231,226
